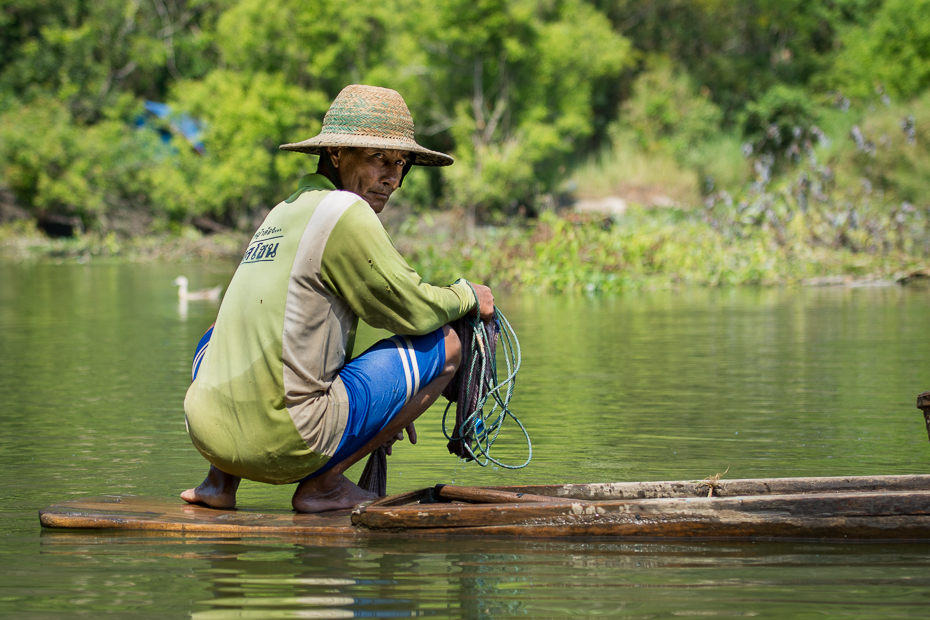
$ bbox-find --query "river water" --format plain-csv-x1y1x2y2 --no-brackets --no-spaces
2,262,930,618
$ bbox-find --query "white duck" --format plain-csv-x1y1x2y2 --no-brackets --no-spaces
173,276,223,302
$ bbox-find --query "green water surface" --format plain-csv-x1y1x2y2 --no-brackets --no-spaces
2,262,930,618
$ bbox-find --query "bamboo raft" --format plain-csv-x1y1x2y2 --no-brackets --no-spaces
39,474,930,541
38,392,930,541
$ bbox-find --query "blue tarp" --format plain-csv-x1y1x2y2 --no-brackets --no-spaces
136,100,206,153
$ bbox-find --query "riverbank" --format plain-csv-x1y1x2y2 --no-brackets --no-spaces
0,219,247,265
2,206,927,292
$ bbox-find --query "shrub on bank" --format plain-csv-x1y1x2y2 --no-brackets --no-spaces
0,98,157,233
392,208,924,293
700,91,930,260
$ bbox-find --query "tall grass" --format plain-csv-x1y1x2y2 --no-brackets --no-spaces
568,134,701,206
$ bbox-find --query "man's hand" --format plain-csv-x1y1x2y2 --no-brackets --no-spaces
470,283,495,322
383,422,417,456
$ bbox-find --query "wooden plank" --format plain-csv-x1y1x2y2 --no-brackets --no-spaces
455,474,930,501
39,495,360,536
353,490,930,534
383,515,930,541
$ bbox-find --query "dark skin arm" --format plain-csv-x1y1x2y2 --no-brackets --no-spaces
470,283,495,322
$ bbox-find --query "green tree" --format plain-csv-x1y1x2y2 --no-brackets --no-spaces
596,0,878,120
619,57,723,159
829,0,930,100
214,0,389,95
382,0,631,219
157,69,325,226
0,97,157,229
0,0,221,120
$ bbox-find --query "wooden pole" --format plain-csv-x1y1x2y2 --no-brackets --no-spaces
916,392,930,443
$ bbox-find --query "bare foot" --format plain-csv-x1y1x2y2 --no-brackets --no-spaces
292,471,377,513
181,465,241,509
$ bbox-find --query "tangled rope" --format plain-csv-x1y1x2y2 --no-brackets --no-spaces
441,284,531,469
358,286,530,497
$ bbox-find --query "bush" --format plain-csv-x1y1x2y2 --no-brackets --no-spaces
0,98,156,231
394,206,919,293
619,58,723,160
739,85,822,169
0,72,328,234
705,92,930,259
611,59,741,196
829,91,930,207
569,134,702,207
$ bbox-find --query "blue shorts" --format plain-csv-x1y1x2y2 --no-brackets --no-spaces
192,325,214,381
191,326,447,478
310,329,447,478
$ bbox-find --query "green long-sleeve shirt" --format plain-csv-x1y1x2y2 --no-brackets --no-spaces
184,174,475,483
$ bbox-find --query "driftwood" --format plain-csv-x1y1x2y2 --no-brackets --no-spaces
40,474,930,541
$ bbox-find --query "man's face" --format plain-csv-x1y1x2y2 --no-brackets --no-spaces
329,147,409,213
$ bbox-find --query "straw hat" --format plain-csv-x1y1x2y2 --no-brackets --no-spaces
279,85,453,167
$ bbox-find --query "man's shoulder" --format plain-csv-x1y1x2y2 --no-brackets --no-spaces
326,194,383,233
320,197,396,271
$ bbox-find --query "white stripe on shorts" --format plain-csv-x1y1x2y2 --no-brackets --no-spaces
390,336,413,403
192,344,208,381
400,335,420,396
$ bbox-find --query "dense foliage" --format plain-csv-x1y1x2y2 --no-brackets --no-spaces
1,0,929,282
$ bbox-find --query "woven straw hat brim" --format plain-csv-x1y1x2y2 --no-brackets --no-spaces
280,84,453,167
279,135,453,167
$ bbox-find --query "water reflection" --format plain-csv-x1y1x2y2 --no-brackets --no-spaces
35,531,930,618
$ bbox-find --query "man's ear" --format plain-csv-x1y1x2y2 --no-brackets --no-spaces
398,157,413,188
327,147,342,169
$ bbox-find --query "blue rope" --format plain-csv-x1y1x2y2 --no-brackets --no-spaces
442,284,532,469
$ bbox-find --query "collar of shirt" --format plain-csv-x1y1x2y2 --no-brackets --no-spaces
285,173,337,203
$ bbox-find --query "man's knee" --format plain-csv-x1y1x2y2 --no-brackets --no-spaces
442,324,462,373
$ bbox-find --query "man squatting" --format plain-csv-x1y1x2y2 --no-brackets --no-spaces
181,85,495,513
